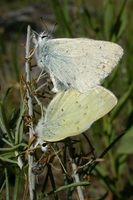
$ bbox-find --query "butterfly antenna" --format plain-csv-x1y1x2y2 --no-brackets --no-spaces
50,22,58,35
40,16,49,33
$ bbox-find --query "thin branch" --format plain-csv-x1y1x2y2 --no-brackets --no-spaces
25,25,36,200
67,138,84,200
90,132,126,173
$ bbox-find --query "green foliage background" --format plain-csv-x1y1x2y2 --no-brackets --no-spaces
0,0,133,199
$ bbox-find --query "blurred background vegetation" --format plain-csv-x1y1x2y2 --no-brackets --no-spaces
0,0,133,199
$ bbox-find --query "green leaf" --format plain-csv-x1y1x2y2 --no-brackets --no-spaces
0,151,15,158
44,181,90,197
76,1,88,37
104,0,115,40
0,152,18,164
116,8,127,40
1,87,12,102
0,101,10,135
116,154,127,177
111,0,127,41
0,143,27,151
117,126,133,154
15,102,25,144
22,163,29,177
54,181,90,193
0,177,6,196
51,0,73,37
84,7,103,39
0,87,14,145
0,156,18,164
5,168,10,200
13,168,20,200
0,101,14,145
111,83,133,121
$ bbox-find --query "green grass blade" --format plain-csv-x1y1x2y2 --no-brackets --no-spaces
104,0,115,40
13,168,20,200
0,101,14,145
44,181,90,196
83,6,103,39
51,0,73,37
111,83,133,121
5,168,10,200
111,0,127,41
15,102,25,144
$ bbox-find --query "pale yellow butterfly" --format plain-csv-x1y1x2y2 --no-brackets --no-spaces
35,86,117,146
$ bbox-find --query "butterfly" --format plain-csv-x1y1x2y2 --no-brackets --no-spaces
35,86,117,146
33,31,124,93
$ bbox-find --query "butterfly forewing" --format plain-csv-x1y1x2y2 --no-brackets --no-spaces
40,86,117,142
40,38,123,92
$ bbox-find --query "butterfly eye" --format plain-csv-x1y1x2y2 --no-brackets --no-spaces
42,143,47,147
41,35,47,39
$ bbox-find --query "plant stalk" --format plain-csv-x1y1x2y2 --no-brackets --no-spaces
25,25,36,200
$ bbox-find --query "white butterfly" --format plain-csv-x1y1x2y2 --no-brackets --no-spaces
33,31,124,93
35,86,117,146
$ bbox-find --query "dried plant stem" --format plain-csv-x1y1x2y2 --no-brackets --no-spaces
68,138,84,200
25,25,36,200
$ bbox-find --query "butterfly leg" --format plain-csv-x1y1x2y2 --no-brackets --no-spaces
36,69,47,83
33,95,46,113
50,73,68,93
